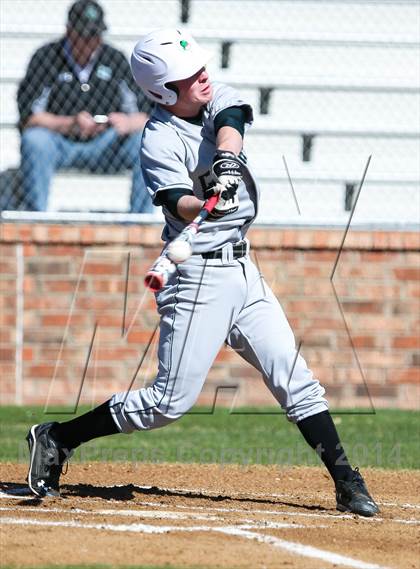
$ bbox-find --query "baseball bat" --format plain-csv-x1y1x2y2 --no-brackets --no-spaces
144,194,219,292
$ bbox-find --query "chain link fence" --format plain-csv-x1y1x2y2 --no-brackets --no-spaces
1,0,419,225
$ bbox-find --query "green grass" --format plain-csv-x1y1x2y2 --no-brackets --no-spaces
0,406,419,469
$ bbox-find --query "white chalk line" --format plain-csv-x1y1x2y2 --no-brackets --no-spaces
104,499,420,526
0,506,217,522
0,516,392,569
241,492,420,511
0,505,312,529
69,483,420,523
2,486,419,512
0,490,418,526
217,527,392,569
3,482,420,515
0,516,181,534
379,501,420,510
0,491,32,500
119,483,420,515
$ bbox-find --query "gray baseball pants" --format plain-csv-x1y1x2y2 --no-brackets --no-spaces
110,245,328,433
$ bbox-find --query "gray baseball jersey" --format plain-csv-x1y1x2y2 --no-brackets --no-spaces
140,82,258,252
110,82,328,432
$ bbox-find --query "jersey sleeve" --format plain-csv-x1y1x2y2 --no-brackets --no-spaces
208,83,253,126
140,121,193,205
213,106,248,137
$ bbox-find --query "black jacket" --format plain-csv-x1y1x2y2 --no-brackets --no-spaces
17,38,151,134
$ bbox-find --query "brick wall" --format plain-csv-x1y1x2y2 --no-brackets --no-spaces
1,222,419,410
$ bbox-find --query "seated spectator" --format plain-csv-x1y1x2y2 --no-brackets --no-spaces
17,0,153,213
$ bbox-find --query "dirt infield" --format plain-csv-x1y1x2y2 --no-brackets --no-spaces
0,463,419,569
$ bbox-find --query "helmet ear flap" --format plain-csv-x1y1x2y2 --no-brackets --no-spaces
166,82,179,101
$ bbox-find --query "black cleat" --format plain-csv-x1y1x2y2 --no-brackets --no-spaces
26,422,73,498
336,467,380,517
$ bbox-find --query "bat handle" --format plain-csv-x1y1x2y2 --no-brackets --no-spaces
203,194,219,213
193,194,219,226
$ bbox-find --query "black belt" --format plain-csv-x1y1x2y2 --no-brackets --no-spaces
201,241,247,259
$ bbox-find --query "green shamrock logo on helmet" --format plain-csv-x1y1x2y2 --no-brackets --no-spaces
180,40,190,50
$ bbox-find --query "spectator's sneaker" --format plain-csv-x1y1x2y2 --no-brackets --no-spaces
26,422,73,498
336,467,380,517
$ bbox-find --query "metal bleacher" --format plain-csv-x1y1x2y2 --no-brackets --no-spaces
1,0,419,225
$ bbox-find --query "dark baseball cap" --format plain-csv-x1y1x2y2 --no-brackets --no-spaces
67,0,107,37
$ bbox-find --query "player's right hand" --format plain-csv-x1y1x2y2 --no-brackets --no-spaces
210,150,243,194
205,150,242,219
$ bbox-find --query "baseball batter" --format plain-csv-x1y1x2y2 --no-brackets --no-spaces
26,29,379,517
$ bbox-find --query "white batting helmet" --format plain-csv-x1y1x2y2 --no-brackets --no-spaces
130,28,213,105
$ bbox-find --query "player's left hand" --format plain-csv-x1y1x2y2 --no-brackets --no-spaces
210,150,243,193
207,183,239,220
108,112,134,136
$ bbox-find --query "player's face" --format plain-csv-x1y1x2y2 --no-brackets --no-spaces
174,67,213,107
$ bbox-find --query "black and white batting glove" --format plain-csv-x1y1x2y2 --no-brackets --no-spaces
210,150,243,193
207,183,239,220
205,150,242,220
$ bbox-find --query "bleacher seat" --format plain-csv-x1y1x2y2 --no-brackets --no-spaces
188,1,420,41
1,0,419,222
0,0,180,34
0,82,18,126
310,137,420,179
0,127,19,171
48,172,130,212
225,43,418,87
257,178,347,222
268,90,419,133
257,178,420,225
